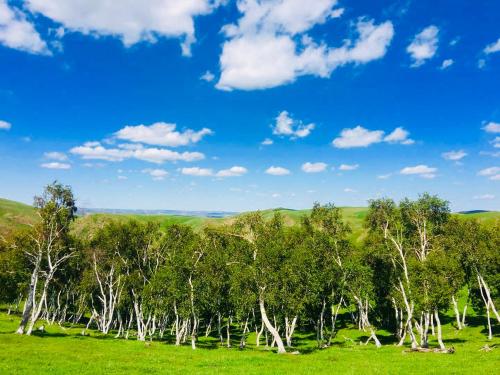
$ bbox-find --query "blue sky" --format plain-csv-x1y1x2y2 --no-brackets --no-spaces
0,0,499,212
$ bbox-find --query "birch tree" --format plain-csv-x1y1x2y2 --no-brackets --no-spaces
16,182,77,335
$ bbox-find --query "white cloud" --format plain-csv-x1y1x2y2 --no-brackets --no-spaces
216,0,393,90
0,0,49,55
332,126,384,148
265,166,290,175
339,163,359,171
44,151,68,161
26,0,220,56
261,138,273,145
181,167,213,176
272,111,315,138
440,59,454,70
302,162,327,173
483,122,500,133
117,175,128,180
400,164,437,179
492,137,500,149
478,167,500,181
377,173,392,179
70,142,204,163
271,193,281,198
480,151,500,158
484,38,500,54
407,25,439,67
200,70,215,82
442,150,467,161
216,166,248,177
0,120,11,130
478,59,486,69
384,127,414,144
344,188,356,193
115,122,212,147
332,125,414,148
41,162,71,170
473,194,495,200
142,168,169,181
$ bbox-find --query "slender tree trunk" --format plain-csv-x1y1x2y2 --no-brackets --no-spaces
226,316,232,348
478,275,500,323
16,264,40,334
217,312,223,346
434,310,445,350
486,307,492,340
259,297,286,354
285,316,297,347
452,295,462,330
256,321,264,347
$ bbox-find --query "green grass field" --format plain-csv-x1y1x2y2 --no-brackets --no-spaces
0,305,498,374
0,198,37,237
1,198,499,373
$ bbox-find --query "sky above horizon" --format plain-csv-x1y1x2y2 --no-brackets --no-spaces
0,0,499,212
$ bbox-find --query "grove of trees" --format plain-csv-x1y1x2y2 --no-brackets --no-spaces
0,182,498,353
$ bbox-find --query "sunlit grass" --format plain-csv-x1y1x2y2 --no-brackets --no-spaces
1,308,498,374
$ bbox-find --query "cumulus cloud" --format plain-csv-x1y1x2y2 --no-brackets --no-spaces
440,59,454,70
478,166,500,181
492,137,500,149
407,25,439,67
302,162,327,173
483,122,500,133
265,166,290,175
400,164,437,179
25,0,220,56
339,163,359,171
332,125,413,148
272,111,315,138
44,151,68,161
473,194,495,200
200,70,215,82
181,167,213,176
484,38,500,54
0,0,49,55
115,122,212,147
384,127,414,144
442,150,467,161
41,162,71,170
0,120,11,130
261,138,273,145
70,141,204,163
142,168,169,181
216,0,394,90
216,166,248,177
377,173,392,179
332,126,383,148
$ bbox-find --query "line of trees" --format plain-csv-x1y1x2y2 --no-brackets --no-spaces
0,182,498,353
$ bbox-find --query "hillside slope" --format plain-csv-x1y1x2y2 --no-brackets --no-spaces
0,198,37,237
0,198,498,240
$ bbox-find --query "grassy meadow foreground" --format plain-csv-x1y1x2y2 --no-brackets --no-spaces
0,308,498,374
1,185,499,374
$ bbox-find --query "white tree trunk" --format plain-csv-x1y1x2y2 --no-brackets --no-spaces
434,310,445,350
452,295,462,330
259,298,286,354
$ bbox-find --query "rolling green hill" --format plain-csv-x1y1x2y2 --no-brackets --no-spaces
0,198,498,240
0,198,37,237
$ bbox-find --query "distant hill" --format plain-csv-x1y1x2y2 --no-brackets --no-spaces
78,207,237,218
0,198,37,237
0,198,498,240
